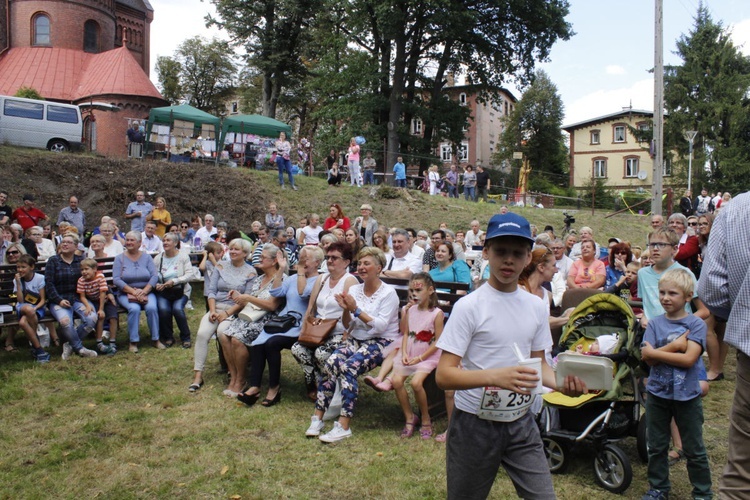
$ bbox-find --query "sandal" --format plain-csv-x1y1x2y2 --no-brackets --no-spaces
182,341,192,349
4,344,16,352
435,431,447,443
420,423,433,440
400,414,419,439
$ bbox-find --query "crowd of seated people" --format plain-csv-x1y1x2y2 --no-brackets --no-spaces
0,190,732,452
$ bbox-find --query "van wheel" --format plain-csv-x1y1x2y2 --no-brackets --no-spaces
48,140,69,152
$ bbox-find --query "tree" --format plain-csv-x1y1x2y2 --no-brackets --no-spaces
496,70,569,188
664,5,750,193
208,0,317,118
14,87,43,100
155,37,237,114
155,56,183,105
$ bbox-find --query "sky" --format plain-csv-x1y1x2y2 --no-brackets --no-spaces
149,0,750,126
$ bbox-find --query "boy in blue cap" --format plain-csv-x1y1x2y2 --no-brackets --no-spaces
436,212,586,499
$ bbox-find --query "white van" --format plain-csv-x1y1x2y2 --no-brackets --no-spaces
0,95,83,152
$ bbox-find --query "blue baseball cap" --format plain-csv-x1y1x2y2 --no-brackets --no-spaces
485,212,535,244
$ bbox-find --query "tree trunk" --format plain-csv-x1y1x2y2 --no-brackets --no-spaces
387,31,407,173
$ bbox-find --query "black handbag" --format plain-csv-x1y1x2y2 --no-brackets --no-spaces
264,311,303,334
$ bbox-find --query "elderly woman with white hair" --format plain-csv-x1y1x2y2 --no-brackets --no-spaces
113,231,161,353
26,226,55,261
568,226,600,260
353,204,378,246
669,212,701,274
154,232,194,348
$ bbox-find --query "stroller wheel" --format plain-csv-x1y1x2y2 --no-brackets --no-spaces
593,444,632,493
637,417,649,463
542,437,570,474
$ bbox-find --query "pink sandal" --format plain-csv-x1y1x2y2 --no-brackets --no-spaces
420,423,433,440
375,377,393,392
363,375,381,390
400,414,419,439
435,431,447,443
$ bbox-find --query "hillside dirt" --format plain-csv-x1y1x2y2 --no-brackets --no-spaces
1,148,274,231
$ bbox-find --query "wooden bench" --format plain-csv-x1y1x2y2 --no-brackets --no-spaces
0,256,124,341
376,276,472,417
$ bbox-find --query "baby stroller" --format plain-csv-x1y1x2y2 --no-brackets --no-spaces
538,293,647,494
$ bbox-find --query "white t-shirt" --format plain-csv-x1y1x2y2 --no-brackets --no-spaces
194,226,217,248
410,245,425,260
554,254,574,281
436,284,552,415
464,230,484,248
36,238,56,261
14,272,45,296
301,225,323,245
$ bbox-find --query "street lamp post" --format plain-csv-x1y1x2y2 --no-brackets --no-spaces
684,130,697,193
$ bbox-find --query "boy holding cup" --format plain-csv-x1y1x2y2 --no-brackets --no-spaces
436,212,587,499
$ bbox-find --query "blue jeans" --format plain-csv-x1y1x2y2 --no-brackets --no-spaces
156,294,190,343
276,156,295,187
447,185,458,198
117,293,159,343
363,170,375,185
395,178,406,188
49,301,97,352
464,186,476,201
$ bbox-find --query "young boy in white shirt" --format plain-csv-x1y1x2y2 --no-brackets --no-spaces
436,212,586,499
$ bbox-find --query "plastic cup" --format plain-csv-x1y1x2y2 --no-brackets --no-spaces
518,357,544,394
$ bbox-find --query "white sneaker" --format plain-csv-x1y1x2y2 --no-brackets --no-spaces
305,416,325,437
77,347,98,358
61,342,73,361
319,421,351,443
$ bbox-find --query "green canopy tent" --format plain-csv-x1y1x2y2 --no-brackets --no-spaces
219,114,293,168
145,105,220,160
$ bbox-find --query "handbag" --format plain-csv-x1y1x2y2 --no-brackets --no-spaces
297,275,338,348
264,311,303,334
238,302,268,322
157,253,185,301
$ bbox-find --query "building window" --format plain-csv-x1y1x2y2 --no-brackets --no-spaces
590,130,600,145
663,158,672,176
84,20,99,53
593,158,607,178
440,144,452,162
625,157,639,177
637,122,650,143
412,118,422,135
458,142,468,161
459,93,467,106
613,124,626,143
33,14,51,46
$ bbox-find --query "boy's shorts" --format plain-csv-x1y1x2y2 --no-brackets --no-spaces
16,303,45,320
103,302,119,321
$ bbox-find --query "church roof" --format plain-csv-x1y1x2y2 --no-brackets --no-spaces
0,46,163,102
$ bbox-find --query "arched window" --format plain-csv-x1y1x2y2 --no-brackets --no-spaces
33,14,51,46
84,20,99,53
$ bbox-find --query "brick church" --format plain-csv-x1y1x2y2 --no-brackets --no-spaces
0,0,168,156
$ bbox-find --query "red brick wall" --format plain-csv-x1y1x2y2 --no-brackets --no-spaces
114,5,150,75
10,0,116,51
79,95,163,157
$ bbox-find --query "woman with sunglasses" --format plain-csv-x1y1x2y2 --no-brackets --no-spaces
566,240,605,289
2,242,27,351
668,213,700,275
292,241,358,401
604,242,633,289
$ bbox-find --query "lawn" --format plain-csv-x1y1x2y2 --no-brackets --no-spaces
0,290,734,499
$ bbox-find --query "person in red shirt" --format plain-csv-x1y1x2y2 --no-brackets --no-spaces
12,194,47,231
323,203,350,231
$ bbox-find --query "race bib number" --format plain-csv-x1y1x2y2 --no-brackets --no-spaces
477,387,535,423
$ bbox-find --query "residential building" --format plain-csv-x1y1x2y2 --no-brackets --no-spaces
563,109,673,192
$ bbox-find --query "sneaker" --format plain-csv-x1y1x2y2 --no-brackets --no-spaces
641,490,669,500
305,416,325,437
61,342,73,361
319,421,352,443
77,347,98,358
292,185,298,191
98,343,117,356
35,350,51,364
185,300,194,310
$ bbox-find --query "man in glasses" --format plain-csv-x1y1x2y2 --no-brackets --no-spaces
550,238,573,281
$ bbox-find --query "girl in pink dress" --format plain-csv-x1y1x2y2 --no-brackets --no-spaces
391,273,445,439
